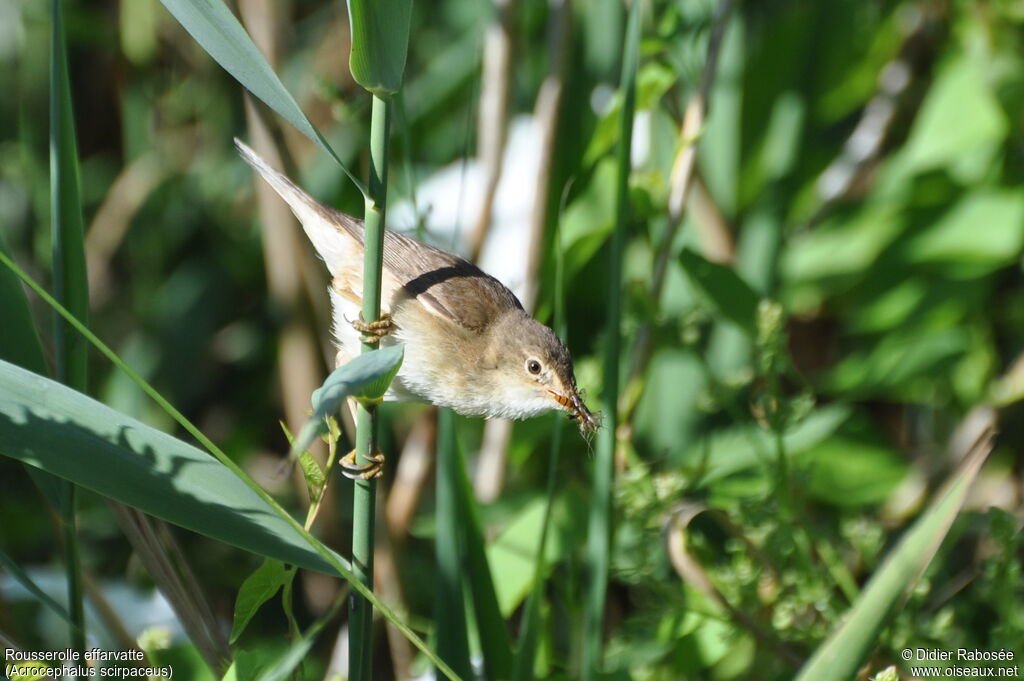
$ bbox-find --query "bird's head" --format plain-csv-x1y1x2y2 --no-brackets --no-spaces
483,312,598,431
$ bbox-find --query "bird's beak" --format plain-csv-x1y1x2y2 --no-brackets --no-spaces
547,389,599,432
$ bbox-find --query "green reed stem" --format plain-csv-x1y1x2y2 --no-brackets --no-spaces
350,93,391,681
582,2,639,679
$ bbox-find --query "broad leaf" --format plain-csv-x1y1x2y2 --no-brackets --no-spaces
346,0,412,98
291,344,404,456
0,359,346,575
679,248,760,336
158,0,366,195
230,558,289,644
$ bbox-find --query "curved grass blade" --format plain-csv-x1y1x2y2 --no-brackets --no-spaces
346,0,412,98
793,428,996,681
158,0,367,197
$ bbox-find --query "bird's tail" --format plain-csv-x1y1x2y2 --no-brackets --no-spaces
234,138,363,276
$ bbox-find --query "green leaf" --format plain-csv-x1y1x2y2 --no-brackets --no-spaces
290,344,404,457
434,409,472,681
230,558,289,644
280,420,326,503
822,327,968,400
682,404,853,487
158,0,366,196
0,358,346,576
455,437,513,681
679,248,760,336
346,0,412,98
584,3,640,676
800,436,908,506
793,431,994,681
902,190,1024,270
894,54,1007,184
297,451,325,503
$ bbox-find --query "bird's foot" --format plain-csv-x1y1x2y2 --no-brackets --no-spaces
352,312,393,344
340,449,385,480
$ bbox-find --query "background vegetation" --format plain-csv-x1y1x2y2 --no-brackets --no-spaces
1,0,1022,680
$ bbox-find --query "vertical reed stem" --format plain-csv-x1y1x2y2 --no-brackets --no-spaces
50,0,88,662
349,93,391,681
582,2,639,679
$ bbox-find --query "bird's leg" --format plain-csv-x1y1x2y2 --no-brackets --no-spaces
352,312,394,344
340,449,385,480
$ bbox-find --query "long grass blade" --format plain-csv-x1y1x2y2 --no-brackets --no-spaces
793,429,996,681
158,0,367,196
455,439,513,680
434,408,473,681
50,0,88,658
582,2,640,679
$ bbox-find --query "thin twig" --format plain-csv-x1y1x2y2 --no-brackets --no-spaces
109,503,229,672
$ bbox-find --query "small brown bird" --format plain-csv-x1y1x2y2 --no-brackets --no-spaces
236,139,597,432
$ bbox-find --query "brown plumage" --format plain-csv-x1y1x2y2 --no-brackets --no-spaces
236,139,596,430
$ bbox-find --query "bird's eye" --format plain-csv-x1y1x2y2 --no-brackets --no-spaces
527,359,542,375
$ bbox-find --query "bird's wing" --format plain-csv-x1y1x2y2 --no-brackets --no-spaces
382,230,524,331
236,138,523,331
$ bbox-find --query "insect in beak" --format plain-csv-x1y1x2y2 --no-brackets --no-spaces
548,390,599,432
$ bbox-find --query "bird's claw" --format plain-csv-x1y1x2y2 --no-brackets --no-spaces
352,312,393,344
341,449,385,480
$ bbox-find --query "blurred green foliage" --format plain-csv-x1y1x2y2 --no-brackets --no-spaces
2,0,1023,680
